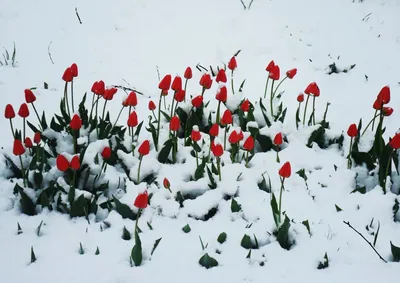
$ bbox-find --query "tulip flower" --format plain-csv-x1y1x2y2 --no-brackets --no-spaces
137,140,150,183
347,124,358,169
277,162,291,224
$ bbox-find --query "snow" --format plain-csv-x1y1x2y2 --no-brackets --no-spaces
1,0,400,282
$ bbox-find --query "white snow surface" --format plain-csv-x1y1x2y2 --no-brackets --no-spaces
1,0,400,282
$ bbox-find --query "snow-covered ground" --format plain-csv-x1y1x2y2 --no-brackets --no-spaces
1,0,400,282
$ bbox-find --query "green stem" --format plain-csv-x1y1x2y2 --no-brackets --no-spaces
163,95,167,110
361,113,381,136
101,100,108,122
348,138,353,169
217,157,221,181
128,106,132,136
9,119,15,139
134,209,141,235
201,87,206,97
312,96,316,125
231,70,235,95
245,151,249,167
23,118,26,141
31,103,42,130
170,95,175,118
383,153,392,194
156,91,163,151
95,96,100,137
70,170,77,194
278,177,285,225
151,110,157,121
112,106,125,130
276,150,280,163
207,137,213,162
270,80,275,117
64,82,70,116
371,109,378,132
137,155,143,184
89,93,95,120
216,101,221,125
18,155,27,187
71,80,75,113
263,77,270,99
172,132,178,163
271,76,287,99
194,144,199,167
302,95,311,126
184,107,194,146
73,130,78,154
224,127,228,150
184,79,188,102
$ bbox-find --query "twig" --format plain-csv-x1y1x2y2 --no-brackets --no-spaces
48,41,54,64
75,7,82,24
110,85,149,97
362,12,372,22
156,65,160,81
343,221,387,263
240,0,247,9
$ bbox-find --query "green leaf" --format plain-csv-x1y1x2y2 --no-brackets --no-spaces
131,230,143,266
134,121,144,137
5,156,22,178
199,253,218,269
95,246,100,255
158,139,174,164
36,220,44,237
373,221,380,247
393,199,399,222
246,249,252,259
79,242,84,255
41,111,48,130
160,110,171,122
33,171,43,187
335,204,342,212
217,232,227,244
199,236,207,250
31,246,36,263
317,252,329,269
277,107,287,124
277,215,292,250
240,234,252,249
256,135,273,152
68,186,75,205
302,220,311,236
194,158,206,181
151,237,162,256
259,98,271,127
147,221,153,230
230,198,242,213
206,166,217,190
50,117,63,132
351,186,366,194
253,234,259,249
112,196,136,220
351,151,376,171
257,174,270,193
296,169,308,181
391,241,400,262
17,222,23,235
27,120,40,134
270,193,280,228
70,194,87,218
307,125,326,148
182,224,191,233
122,226,131,241
18,187,36,216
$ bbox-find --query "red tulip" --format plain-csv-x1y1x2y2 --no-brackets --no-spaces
199,73,212,89
304,82,320,97
91,81,99,93
269,65,280,80
373,99,381,110
274,133,283,145
18,103,29,118
228,56,237,71
191,127,201,142
125,91,138,107
70,155,80,170
163,178,170,190
383,107,393,117
148,100,156,111
377,86,390,104
159,74,172,91
184,67,193,80
102,147,112,159
138,140,150,156
174,90,185,102
286,68,297,79
220,110,232,126
171,76,183,92
216,86,228,103
191,95,203,108
241,99,250,112
33,132,41,144
70,114,82,131
279,162,291,178
170,116,180,131
297,93,304,103
238,130,244,141
389,133,400,149
209,124,219,137
211,141,223,157
70,63,78,78
92,80,105,96
24,89,36,103
103,88,117,100
266,60,275,72
4,104,15,119
161,89,168,96
243,136,254,151
216,69,227,83
56,154,69,172
62,67,73,82
347,124,358,137
13,139,25,156
228,130,240,144
134,191,148,209
127,111,138,127
24,137,33,148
